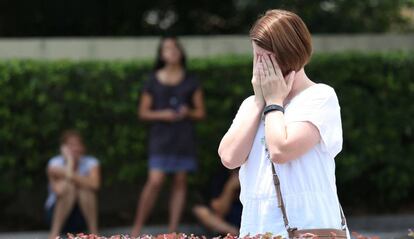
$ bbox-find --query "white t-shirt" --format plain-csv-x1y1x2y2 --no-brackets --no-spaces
236,84,349,238
45,155,99,209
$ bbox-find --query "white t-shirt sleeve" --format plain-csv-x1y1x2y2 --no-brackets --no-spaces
47,156,64,168
86,156,99,169
288,87,343,157
229,96,256,129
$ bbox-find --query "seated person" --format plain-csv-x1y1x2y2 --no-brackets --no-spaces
193,168,242,236
45,130,100,239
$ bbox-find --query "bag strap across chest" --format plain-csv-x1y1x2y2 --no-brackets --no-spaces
270,162,347,234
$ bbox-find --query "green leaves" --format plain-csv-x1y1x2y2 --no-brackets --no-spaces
0,53,413,211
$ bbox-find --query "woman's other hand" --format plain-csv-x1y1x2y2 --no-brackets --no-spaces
161,109,179,122
259,54,295,106
177,105,190,120
60,145,73,161
60,145,75,179
252,51,265,108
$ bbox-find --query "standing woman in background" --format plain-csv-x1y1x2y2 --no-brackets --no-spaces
131,36,206,237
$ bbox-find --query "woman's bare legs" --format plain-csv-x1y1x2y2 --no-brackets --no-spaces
131,170,165,237
168,172,187,232
78,188,98,235
210,172,240,217
49,181,77,239
193,205,239,235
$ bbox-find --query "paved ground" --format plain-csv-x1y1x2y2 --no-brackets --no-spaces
0,215,413,238
0,225,208,239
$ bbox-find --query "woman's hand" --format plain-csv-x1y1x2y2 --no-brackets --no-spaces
252,54,265,108
258,54,295,106
60,145,75,180
161,109,179,122
177,105,190,120
61,145,73,161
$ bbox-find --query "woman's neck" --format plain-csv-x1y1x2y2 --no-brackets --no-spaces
157,63,184,85
163,63,182,72
285,69,315,103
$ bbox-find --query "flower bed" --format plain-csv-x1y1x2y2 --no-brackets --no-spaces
61,229,414,239
62,229,414,239
64,233,276,239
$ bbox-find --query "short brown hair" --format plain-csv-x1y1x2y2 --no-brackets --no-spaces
60,129,83,145
250,9,312,76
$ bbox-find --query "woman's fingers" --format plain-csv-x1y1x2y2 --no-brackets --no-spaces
253,55,262,85
270,54,284,79
253,58,259,79
262,55,273,78
256,56,262,83
265,54,277,78
258,55,267,78
253,53,258,70
286,71,296,90
258,57,266,83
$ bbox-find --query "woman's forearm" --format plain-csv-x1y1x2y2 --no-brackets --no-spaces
139,109,164,121
71,174,100,191
265,108,321,164
48,167,66,179
139,109,171,121
264,108,289,163
218,100,263,169
187,108,205,121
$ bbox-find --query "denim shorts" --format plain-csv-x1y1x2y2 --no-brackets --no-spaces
149,154,197,173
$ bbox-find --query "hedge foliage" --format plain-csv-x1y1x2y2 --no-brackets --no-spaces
0,52,413,211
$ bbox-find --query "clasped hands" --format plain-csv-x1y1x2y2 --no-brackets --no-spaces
252,53,295,108
162,105,190,122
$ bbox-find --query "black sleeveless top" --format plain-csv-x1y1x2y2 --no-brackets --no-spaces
142,72,200,157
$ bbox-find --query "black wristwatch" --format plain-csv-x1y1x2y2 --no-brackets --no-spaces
263,104,285,115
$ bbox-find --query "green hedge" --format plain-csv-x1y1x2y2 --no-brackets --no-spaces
0,53,413,213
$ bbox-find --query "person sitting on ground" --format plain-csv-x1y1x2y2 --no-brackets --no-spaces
45,130,100,239
192,168,241,236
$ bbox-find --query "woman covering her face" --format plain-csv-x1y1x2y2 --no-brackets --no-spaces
219,9,350,238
